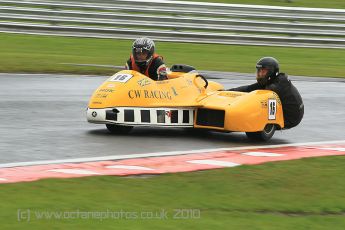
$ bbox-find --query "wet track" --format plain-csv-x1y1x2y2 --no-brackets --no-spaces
0,73,344,165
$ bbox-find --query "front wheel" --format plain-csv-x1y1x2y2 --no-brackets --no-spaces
184,127,210,135
245,124,276,141
106,124,133,134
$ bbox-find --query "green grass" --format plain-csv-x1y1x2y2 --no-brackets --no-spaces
190,0,345,9
1,156,345,229
1,33,345,78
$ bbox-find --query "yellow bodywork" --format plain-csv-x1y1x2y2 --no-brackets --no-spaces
87,70,284,132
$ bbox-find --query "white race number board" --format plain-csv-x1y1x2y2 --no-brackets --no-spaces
268,99,277,120
109,74,133,83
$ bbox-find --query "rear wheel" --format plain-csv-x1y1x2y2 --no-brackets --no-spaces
245,124,276,141
106,124,133,134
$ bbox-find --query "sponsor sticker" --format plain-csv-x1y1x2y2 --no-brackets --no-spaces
137,78,151,87
94,93,108,99
260,100,268,108
98,89,115,93
165,111,172,118
128,90,172,100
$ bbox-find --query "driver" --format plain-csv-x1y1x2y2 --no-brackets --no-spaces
125,37,168,81
228,57,304,129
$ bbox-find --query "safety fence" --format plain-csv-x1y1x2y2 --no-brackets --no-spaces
0,0,345,48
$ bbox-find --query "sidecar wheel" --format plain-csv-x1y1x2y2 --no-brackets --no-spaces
106,124,133,134
246,124,276,141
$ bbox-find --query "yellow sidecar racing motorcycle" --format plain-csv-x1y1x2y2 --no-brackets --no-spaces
87,65,284,141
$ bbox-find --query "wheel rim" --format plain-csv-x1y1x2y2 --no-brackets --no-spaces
263,124,275,135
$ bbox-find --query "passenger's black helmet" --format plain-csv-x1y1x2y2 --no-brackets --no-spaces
132,37,155,69
256,57,279,86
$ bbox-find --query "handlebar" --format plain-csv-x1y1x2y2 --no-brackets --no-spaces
196,74,208,89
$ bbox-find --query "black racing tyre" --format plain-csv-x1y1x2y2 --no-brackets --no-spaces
245,124,276,141
106,124,133,134
184,127,209,135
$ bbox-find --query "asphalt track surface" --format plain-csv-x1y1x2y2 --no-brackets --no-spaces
0,72,344,165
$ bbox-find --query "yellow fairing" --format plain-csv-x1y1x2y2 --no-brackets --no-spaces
87,70,284,132
195,90,284,131
88,70,223,108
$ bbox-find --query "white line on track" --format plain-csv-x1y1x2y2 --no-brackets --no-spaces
105,165,154,170
241,152,285,157
1,140,345,169
47,169,101,175
320,147,345,152
187,160,240,167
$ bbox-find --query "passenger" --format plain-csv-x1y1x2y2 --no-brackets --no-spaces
125,37,167,81
228,57,304,129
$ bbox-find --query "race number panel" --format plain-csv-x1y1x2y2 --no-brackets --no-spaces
268,99,277,120
109,74,133,83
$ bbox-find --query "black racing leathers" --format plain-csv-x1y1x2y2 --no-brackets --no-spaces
229,73,304,129
126,56,167,81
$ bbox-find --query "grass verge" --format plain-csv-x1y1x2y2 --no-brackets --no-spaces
1,33,345,78
1,156,345,229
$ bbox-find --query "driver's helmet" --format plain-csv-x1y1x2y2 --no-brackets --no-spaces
132,37,155,69
256,57,279,86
